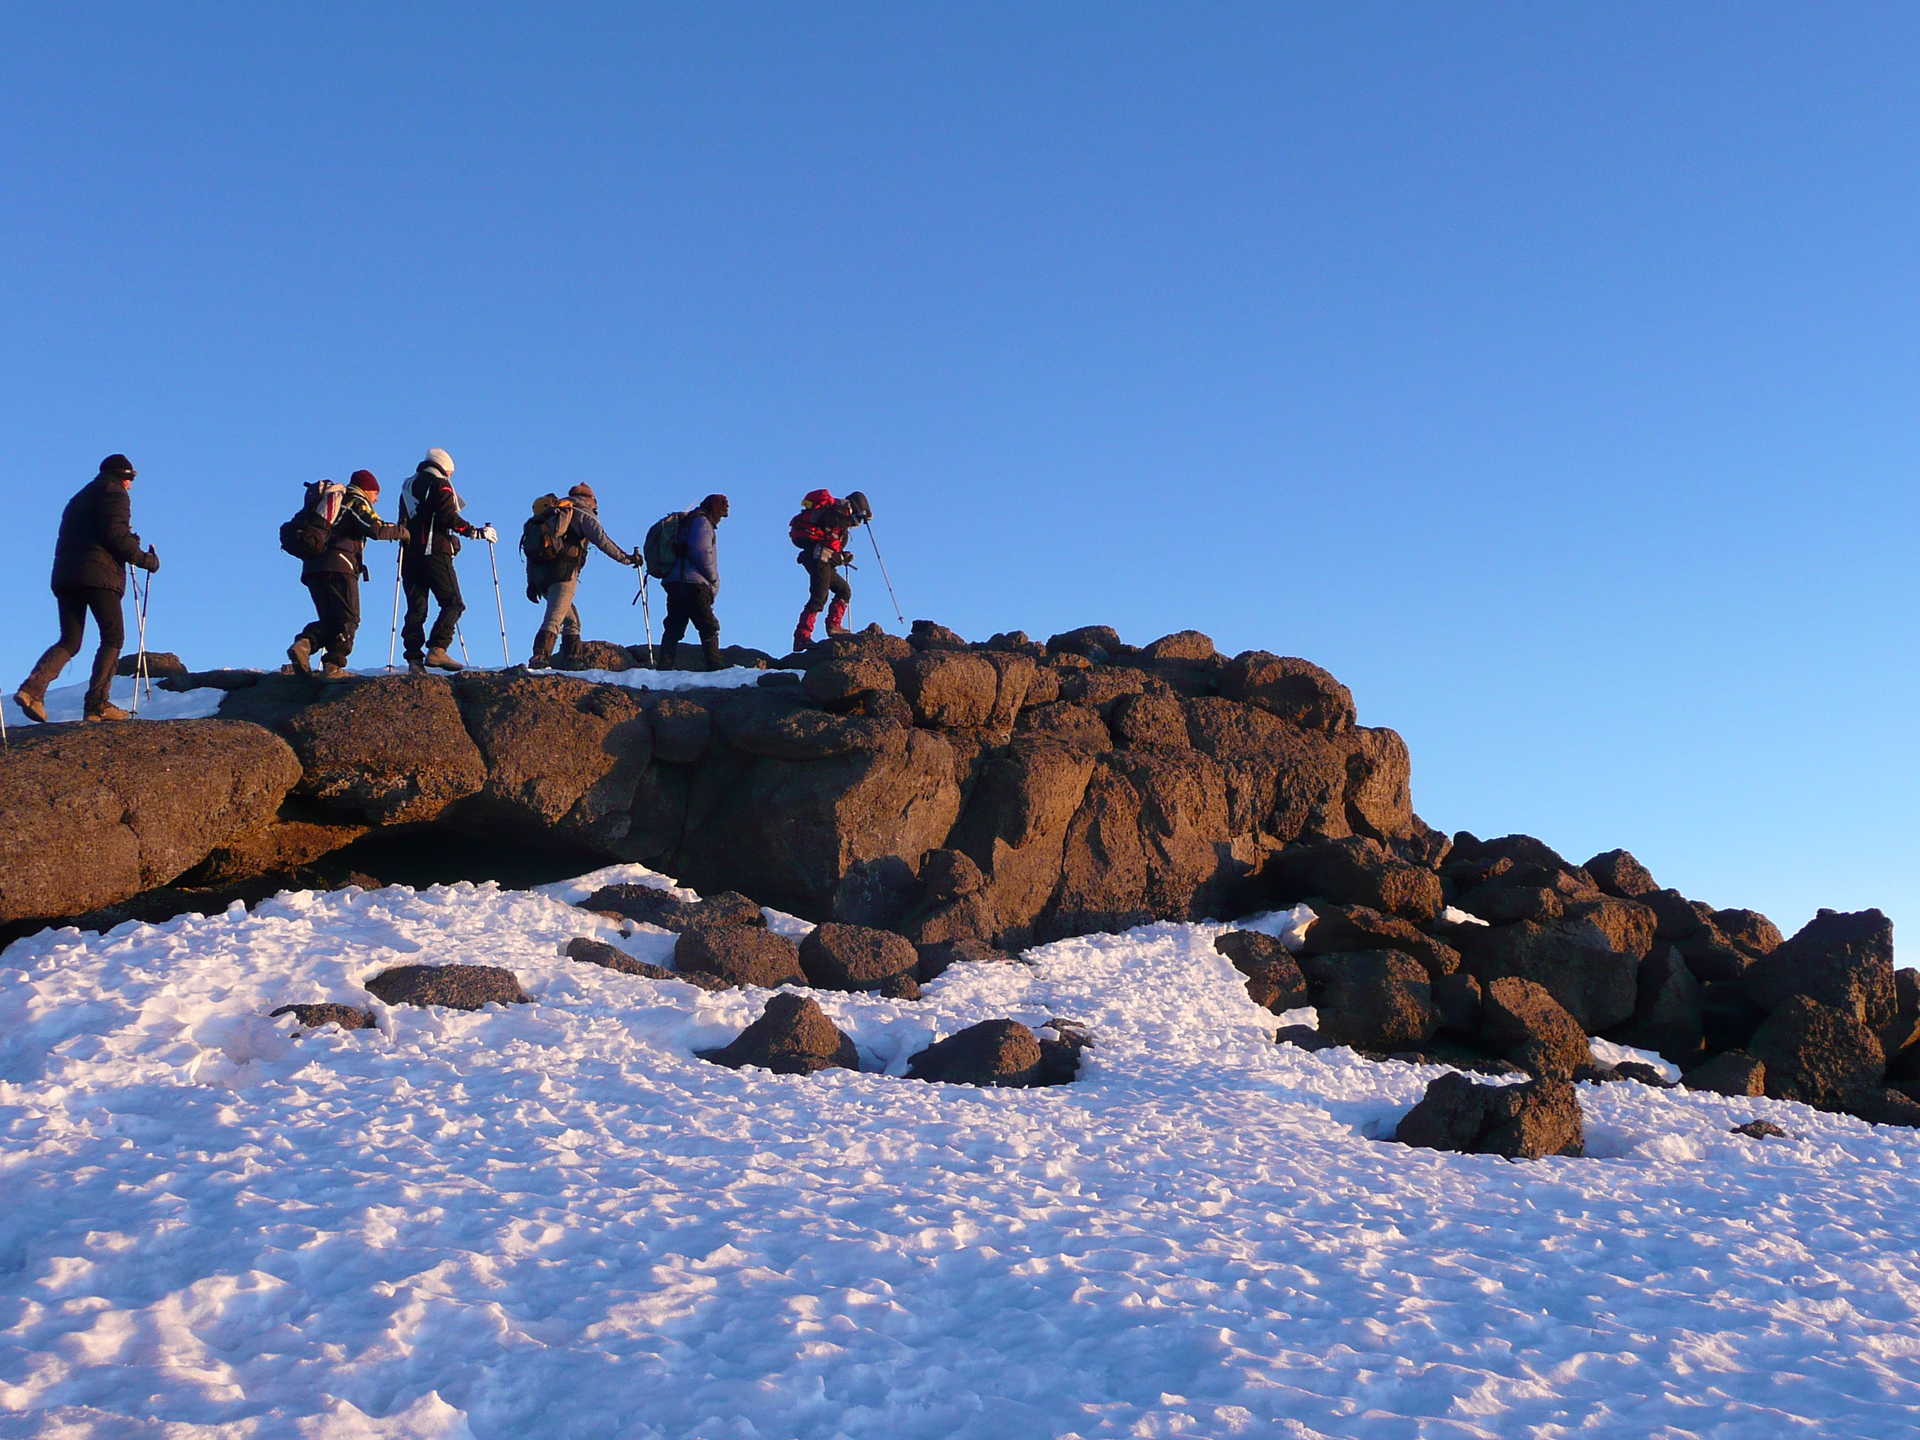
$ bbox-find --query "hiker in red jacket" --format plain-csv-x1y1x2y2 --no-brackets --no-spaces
789,489,871,650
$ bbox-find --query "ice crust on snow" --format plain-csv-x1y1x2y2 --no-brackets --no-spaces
3,865,1919,1438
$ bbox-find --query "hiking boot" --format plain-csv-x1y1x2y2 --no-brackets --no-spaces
286,636,313,674
529,638,554,670
792,624,815,652
422,649,464,672
317,662,352,682
84,702,132,723
405,660,428,675
700,637,724,671
12,689,48,724
558,634,583,662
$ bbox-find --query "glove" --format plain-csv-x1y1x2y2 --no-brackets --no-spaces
626,552,645,569
138,546,160,574
526,582,541,603
480,524,499,544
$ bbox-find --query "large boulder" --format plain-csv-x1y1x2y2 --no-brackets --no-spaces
1214,931,1310,1013
798,923,920,995
1681,1050,1766,1097
1394,1072,1584,1159
1263,836,1444,924
1583,849,1658,898
1306,950,1437,1053
1748,996,1885,1110
699,993,860,1076
1299,904,1461,979
451,674,651,845
673,926,806,990
581,885,763,932
565,936,731,991
906,1019,1045,1087
1611,945,1704,1062
1218,652,1355,732
1478,977,1591,1079
1744,909,1896,1030
0,719,302,928
891,651,1000,728
1454,920,1639,1033
280,676,486,824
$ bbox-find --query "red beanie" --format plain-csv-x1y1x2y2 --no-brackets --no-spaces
349,469,379,495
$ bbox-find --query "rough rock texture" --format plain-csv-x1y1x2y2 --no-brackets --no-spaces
580,885,763,932
1213,931,1310,1013
0,720,302,929
277,676,488,825
915,937,1015,984
1262,837,1444,924
699,993,860,1076
364,964,530,1010
798,923,921,994
1682,1051,1767,1097
1748,996,1885,1110
905,1019,1046,1087
1454,920,1639,1034
564,936,731,991
1305,950,1437,1053
673,926,806,990
1394,1072,1585,1159
1299,904,1461,978
1478,978,1591,1079
1743,909,1896,1030
269,1003,376,1032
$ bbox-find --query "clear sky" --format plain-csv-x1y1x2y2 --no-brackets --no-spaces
2,2,1913,949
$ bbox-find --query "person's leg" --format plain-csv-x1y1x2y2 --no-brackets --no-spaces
825,570,852,634
425,553,465,655
19,589,90,706
532,576,577,663
558,597,583,660
796,555,833,647
320,575,361,669
659,582,692,665
688,586,722,669
82,588,126,716
400,550,430,662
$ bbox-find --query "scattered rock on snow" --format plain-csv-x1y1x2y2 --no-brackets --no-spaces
269,1003,376,1032
698,993,860,1076
1680,1050,1767,1097
1213,930,1310,1013
364,964,530,1011
906,1019,1046,1087
799,922,921,995
673,926,806,990
1477,977,1591,1080
564,936,731,991
1393,1071,1585,1159
1729,1120,1787,1140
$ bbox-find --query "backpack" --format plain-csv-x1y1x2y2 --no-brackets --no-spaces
520,495,580,565
643,511,688,576
279,481,345,560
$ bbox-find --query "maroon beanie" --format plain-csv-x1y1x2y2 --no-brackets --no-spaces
568,483,596,503
349,469,379,495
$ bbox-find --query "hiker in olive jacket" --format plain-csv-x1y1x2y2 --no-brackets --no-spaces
398,447,494,673
287,471,406,680
524,483,640,668
13,454,160,723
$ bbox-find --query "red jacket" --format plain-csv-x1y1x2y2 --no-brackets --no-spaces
790,494,853,555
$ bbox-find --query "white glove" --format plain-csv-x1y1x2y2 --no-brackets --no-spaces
480,524,499,544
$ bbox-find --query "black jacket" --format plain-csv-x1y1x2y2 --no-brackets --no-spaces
401,467,481,557
50,476,146,594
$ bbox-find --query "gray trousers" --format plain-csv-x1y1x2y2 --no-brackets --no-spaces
534,577,582,647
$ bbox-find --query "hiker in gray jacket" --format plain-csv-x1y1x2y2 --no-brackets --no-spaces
521,483,640,668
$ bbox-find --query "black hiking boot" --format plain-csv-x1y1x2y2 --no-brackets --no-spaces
13,688,48,724
85,702,132,723
700,637,724,671
422,649,464,672
286,636,313,675
406,660,427,675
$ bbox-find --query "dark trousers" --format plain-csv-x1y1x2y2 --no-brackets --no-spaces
661,581,720,651
801,553,852,615
299,573,362,666
401,549,463,660
22,585,124,711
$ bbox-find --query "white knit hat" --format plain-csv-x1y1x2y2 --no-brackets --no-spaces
422,447,455,477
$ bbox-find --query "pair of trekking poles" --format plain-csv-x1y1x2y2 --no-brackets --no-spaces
383,539,515,672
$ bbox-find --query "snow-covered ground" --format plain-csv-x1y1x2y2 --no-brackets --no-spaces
0,665,773,728
3,866,1918,1439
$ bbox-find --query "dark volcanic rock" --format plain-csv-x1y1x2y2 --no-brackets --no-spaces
1394,1072,1585,1159
799,923,920,994
365,964,530,1011
1264,836,1444,924
270,1003,376,1032
564,936,731,991
1748,996,1885,1110
1744,909,1896,1030
1218,652,1355,732
1214,930,1311,1013
1584,849,1658,899
0,720,303,929
906,1019,1045,1087
914,937,1016,983
1299,904,1461,978
803,657,898,712
891,651,1000,728
699,993,859,1076
281,676,487,824
580,884,764,932
1307,950,1438,1053
1454,920,1638,1034
1612,945,1704,1063
116,650,188,679
673,927,805,990
1730,1120,1788,1140
1680,1050,1767,1096
1478,978,1591,1080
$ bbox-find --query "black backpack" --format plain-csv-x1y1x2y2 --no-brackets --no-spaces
643,511,688,575
279,482,344,561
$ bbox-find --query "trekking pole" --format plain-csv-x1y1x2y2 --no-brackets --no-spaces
139,572,155,704
632,567,655,665
486,539,511,665
864,521,907,627
386,552,403,672
456,625,472,668
127,567,152,715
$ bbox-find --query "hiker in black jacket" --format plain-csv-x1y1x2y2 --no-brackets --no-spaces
287,471,407,681
398,448,493,673
13,454,159,723
522,483,640,668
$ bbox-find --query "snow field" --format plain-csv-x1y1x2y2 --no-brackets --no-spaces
2,866,1919,1438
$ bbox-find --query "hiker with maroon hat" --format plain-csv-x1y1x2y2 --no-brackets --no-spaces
12,454,159,723
520,482,642,669
286,471,407,681
788,488,871,650
656,493,729,670
397,447,495,673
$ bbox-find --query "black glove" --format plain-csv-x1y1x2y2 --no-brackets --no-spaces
138,546,160,574
526,582,541,603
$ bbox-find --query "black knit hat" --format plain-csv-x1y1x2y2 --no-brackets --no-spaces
99,454,135,478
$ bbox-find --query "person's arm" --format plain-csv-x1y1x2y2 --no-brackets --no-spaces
430,483,484,540
577,510,633,563
688,513,719,587
99,485,146,566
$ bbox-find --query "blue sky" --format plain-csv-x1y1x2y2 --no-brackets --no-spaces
2,2,1914,946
